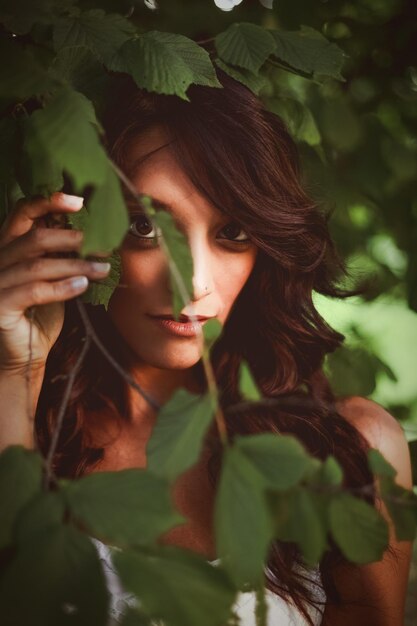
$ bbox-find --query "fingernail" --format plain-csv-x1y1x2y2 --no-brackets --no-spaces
90,262,111,273
70,276,89,290
60,193,84,209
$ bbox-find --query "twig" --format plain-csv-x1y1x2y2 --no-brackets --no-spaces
75,299,161,411
43,321,92,488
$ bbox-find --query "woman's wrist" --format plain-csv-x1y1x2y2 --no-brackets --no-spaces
0,366,45,452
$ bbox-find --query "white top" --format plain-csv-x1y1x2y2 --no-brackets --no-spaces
91,537,325,625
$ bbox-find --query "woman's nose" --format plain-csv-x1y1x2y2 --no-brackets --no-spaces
189,239,214,302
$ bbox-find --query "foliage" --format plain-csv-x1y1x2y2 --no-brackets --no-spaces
0,0,416,624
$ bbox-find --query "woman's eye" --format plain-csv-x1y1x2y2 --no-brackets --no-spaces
128,214,160,240
219,222,250,243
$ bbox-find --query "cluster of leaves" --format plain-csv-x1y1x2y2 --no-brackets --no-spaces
1,388,417,625
1,1,417,624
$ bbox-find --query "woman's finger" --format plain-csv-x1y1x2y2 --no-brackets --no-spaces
0,227,84,271
0,277,90,329
0,257,110,289
0,193,83,246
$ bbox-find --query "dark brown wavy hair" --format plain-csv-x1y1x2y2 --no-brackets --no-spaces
35,68,375,623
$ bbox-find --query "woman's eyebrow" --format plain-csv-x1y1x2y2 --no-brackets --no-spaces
126,195,174,213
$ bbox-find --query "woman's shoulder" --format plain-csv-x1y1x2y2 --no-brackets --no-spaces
335,395,412,488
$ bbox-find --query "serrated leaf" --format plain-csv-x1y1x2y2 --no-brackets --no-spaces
238,360,261,401
273,488,327,565
236,433,312,490
152,208,194,319
0,525,109,626
53,9,135,65
329,493,389,563
82,165,129,254
270,26,345,81
0,446,43,549
215,23,276,73
26,87,108,191
215,446,275,587
215,58,268,95
111,31,221,100
64,469,185,546
147,389,216,481
114,546,236,626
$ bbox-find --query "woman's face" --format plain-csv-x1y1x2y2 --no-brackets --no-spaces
108,126,258,371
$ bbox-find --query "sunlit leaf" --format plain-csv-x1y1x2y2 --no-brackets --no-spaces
114,545,236,626
64,469,185,546
147,389,216,481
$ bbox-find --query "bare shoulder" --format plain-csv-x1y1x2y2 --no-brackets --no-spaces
335,395,412,489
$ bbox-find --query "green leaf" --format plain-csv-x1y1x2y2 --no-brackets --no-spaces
368,449,397,479
111,31,221,101
0,446,43,549
325,346,379,397
66,204,122,307
64,469,185,546
270,26,345,81
82,165,129,254
114,546,236,626
202,318,223,349
215,446,275,587
0,34,56,101
14,490,66,542
53,9,135,65
147,389,215,481
381,481,417,541
26,87,108,191
313,456,344,487
273,488,327,565
214,58,268,95
0,525,109,626
238,360,261,401
329,493,389,563
152,208,194,319
18,114,64,197
236,433,312,490
215,23,276,73
120,609,153,626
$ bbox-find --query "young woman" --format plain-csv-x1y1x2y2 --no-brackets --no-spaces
0,69,412,625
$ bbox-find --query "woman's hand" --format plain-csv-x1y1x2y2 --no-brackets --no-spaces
0,192,111,376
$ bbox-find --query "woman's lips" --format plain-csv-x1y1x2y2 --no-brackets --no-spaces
148,314,211,337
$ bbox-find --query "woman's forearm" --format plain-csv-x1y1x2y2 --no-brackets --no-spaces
0,368,45,452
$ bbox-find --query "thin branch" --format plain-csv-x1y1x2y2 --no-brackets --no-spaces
43,322,92,488
75,299,161,412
